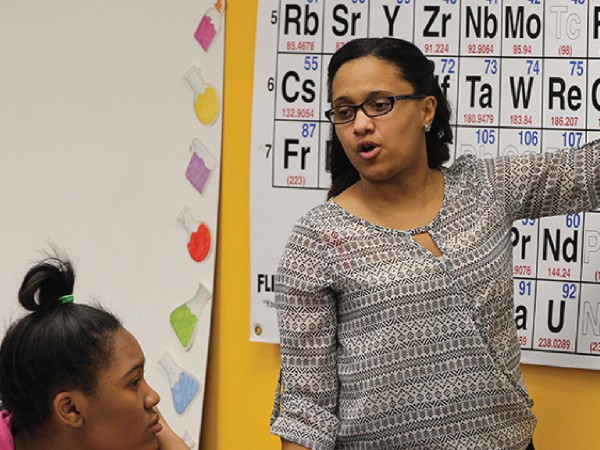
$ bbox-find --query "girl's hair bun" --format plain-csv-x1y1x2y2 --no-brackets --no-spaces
18,257,75,312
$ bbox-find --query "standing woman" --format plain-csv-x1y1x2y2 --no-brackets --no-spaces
0,256,188,450
270,37,600,450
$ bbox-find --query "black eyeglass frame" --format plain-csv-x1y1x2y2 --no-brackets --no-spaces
324,94,427,124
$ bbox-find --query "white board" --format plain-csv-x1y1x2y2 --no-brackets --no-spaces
0,0,226,445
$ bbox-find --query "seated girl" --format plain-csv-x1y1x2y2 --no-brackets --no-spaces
0,255,189,450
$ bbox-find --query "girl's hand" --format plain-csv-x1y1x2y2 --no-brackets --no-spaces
155,408,190,450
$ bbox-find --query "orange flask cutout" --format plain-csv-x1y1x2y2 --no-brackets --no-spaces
177,205,211,262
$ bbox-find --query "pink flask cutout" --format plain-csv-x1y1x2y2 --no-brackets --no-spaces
194,0,224,51
177,205,211,262
186,138,217,195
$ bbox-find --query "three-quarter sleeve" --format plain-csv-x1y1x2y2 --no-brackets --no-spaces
486,138,600,221
270,219,340,450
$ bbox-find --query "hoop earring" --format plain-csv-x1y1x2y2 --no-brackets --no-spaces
424,123,432,133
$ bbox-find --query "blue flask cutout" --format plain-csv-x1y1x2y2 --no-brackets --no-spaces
158,352,200,414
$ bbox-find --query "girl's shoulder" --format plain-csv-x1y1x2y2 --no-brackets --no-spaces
0,410,15,450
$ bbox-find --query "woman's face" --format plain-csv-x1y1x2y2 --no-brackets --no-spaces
77,328,162,450
331,56,436,184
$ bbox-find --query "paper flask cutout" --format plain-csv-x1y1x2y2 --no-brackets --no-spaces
176,205,211,263
170,283,212,350
194,0,224,51
158,352,201,415
186,138,218,195
184,66,219,126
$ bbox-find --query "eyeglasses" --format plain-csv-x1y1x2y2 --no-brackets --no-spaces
324,94,426,124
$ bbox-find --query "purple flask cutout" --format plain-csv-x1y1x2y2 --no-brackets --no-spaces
186,138,217,195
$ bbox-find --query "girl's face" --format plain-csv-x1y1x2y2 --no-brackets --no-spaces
331,56,436,185
77,328,162,450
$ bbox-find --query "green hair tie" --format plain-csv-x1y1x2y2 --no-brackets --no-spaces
58,294,75,304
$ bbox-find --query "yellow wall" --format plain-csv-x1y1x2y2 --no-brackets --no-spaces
201,2,600,449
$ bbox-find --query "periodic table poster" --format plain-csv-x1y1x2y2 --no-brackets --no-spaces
250,0,600,370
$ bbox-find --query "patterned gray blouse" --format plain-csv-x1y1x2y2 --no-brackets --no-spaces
270,140,600,450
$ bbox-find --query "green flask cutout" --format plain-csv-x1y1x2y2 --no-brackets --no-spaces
170,283,211,350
